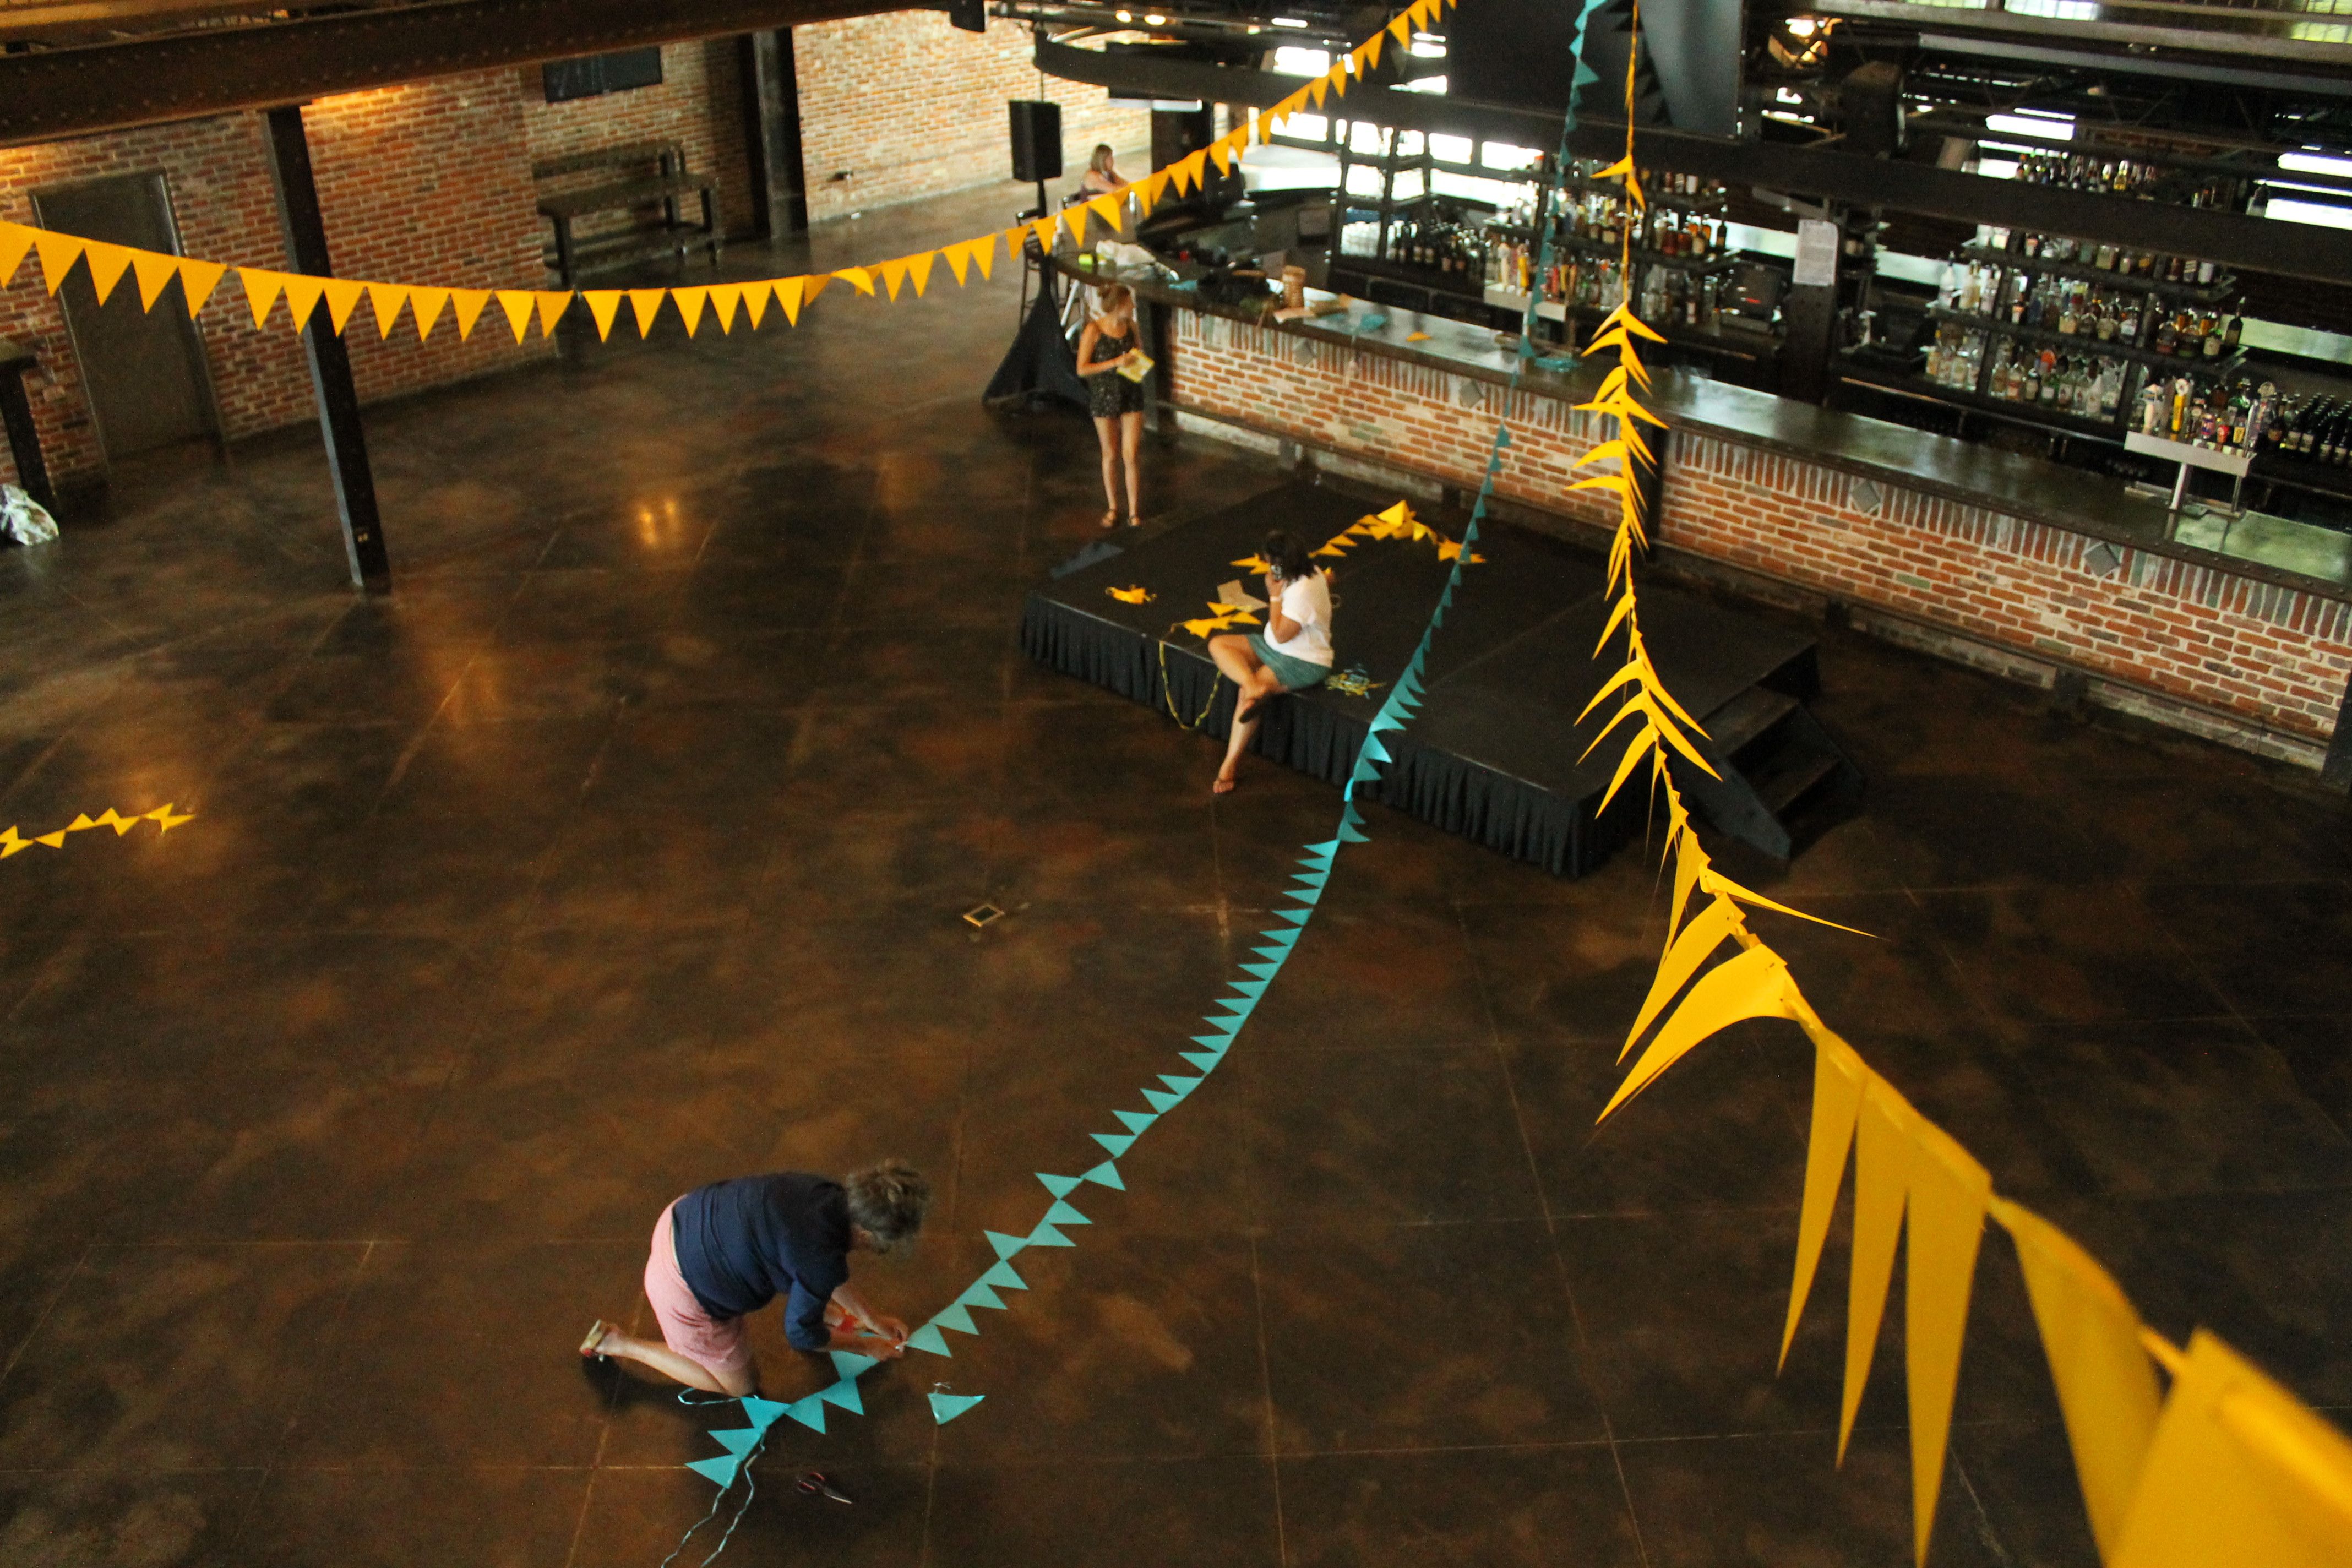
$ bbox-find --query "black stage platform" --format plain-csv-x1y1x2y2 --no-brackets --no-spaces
1021,482,1861,876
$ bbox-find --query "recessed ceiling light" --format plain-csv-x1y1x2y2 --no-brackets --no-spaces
1145,12,1166,23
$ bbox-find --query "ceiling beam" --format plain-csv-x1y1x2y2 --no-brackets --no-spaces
1036,39,2352,285
0,0,895,146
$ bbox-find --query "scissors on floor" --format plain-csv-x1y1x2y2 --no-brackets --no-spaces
797,1472,852,1505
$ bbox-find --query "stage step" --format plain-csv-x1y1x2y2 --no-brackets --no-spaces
1678,686,1864,862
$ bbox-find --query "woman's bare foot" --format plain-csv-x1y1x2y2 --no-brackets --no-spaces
1212,771,1237,795
1101,508,1119,530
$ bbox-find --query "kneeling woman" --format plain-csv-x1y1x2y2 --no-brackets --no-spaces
1207,529,1335,794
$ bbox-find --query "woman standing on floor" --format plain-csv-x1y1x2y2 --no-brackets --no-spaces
1076,283,1148,529
1207,529,1335,795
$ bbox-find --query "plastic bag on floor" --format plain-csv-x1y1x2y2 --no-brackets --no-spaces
1,483,57,547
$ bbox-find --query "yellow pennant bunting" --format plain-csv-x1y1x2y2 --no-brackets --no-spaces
241,268,286,328
1326,61,1351,97
672,286,709,336
834,266,875,296
739,280,770,329
1209,135,1238,176
773,276,804,325
1600,943,1792,1120
0,222,33,287
906,250,935,297
804,273,831,304
1839,1077,1910,1462
1359,30,1385,69
1389,13,1414,45
583,291,625,342
879,258,910,300
130,249,182,311
1108,585,1154,604
1066,204,1091,243
1089,193,1124,233
1903,1115,1992,1567
941,241,973,286
1308,75,1331,108
706,282,742,333
1782,1027,1868,1368
366,281,410,337
279,274,328,333
2111,1331,2352,1568
536,290,572,336
1031,213,1060,254
448,288,493,341
407,285,449,341
495,288,538,343
70,240,129,303
627,288,668,337
970,232,997,280
1994,1197,2164,1561
32,230,84,295
320,277,367,334
1619,894,1741,1060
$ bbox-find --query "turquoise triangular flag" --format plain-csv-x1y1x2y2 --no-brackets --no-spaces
1575,60,1602,85
1141,1087,1180,1113
1286,873,1327,893
1239,961,1283,981
816,1378,863,1414
1081,1161,1125,1190
1360,734,1391,764
1271,907,1313,926
1289,883,1324,906
1297,849,1335,869
960,1281,1007,1311
784,1396,827,1433
987,1229,1030,1260
1496,426,1513,447
1304,838,1340,855
1257,926,1303,950
907,1322,952,1356
982,1259,1029,1291
687,1455,741,1488
1037,1172,1082,1197
1092,1132,1135,1157
1158,1072,1203,1099
1337,819,1371,843
1369,712,1404,733
1181,1049,1224,1073
830,1350,878,1380
933,1303,979,1336
930,1391,985,1424
1115,1108,1158,1134
711,1427,763,1456
1028,1221,1075,1247
1190,1032,1237,1052
741,1396,789,1429
1227,978,1270,999
1043,1199,1091,1227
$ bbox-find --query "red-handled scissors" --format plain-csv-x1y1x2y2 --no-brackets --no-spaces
797,1472,852,1505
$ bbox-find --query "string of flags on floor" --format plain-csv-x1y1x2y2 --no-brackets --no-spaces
1169,503,1482,640
0,804,193,859
1571,10,2352,1567
0,0,1460,348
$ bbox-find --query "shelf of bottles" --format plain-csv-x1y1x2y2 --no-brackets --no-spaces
2260,395,2352,486
1909,223,2257,436
1480,164,1744,339
1337,199,1494,302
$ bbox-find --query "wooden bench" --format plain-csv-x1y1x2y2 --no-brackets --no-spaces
533,142,722,289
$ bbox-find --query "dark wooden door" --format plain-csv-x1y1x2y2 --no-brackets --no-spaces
32,173,218,463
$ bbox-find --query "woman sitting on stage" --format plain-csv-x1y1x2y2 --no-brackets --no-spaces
1208,529,1335,795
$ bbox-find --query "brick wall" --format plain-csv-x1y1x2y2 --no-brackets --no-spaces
792,12,1149,222
0,70,553,489
519,40,754,244
1166,311,2352,748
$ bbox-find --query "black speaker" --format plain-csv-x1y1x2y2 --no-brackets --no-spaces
947,0,984,34
1841,61,1906,158
1009,100,1063,183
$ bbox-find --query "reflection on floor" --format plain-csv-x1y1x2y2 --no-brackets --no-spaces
1,180,2349,1567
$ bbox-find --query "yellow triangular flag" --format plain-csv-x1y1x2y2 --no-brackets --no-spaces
407,286,449,341
365,281,410,338
804,273,831,304
0,222,34,287
941,241,973,286
448,288,493,341
181,259,226,317
495,289,537,343
1308,75,1331,109
774,276,805,325
834,266,875,296
241,268,286,328
1325,61,1351,98
739,281,770,329
130,250,182,312
582,290,625,341
1031,213,1060,253
1209,137,1236,176
706,282,742,333
1783,1027,1868,1369
279,274,328,333
1903,1117,1991,1567
147,803,194,831
2111,1331,2352,1568
65,813,99,833
671,286,709,336
970,232,997,280
879,257,910,300
32,230,85,296
1994,1200,2163,1561
1090,194,1124,234
1389,13,1413,46
536,290,573,335
1360,29,1386,69
35,830,67,848
906,251,935,297
1839,1076,1910,1462
1065,204,1091,243
1599,944,1792,1120
627,288,667,336
320,277,367,334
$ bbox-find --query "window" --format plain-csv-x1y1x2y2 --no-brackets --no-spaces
543,48,665,104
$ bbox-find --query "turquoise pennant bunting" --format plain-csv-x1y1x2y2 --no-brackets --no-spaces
816,1378,863,1414
1141,1087,1180,1113
741,1395,788,1429
1257,926,1303,950
907,1322,953,1357
1027,1221,1075,1247
1180,1050,1223,1073
930,1391,986,1424
784,1396,827,1433
1043,1199,1091,1227
981,1259,1029,1291
933,1303,978,1336
711,1427,763,1457
1092,1131,1135,1157
1189,1031,1237,1052
687,1455,741,1488
1081,1161,1124,1189
1157,1072,1202,1098
986,1229,1030,1260
961,1281,1008,1311
830,1351,878,1380
1037,1172,1082,1197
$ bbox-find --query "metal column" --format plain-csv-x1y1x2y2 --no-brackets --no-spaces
263,102,390,591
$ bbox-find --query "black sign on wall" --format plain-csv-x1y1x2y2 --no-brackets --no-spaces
543,47,665,104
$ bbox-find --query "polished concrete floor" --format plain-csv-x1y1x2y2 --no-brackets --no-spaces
2,182,2349,1568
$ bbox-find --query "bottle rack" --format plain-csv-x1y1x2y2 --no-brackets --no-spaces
1923,303,2246,379
1955,243,2238,307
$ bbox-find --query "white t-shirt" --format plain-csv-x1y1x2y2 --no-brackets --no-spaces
1267,570,1335,667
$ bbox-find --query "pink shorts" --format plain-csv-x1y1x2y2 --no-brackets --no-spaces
645,1199,753,1382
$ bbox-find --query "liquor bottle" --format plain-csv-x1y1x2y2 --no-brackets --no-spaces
2223,304,2243,350
2201,311,2223,359
2197,257,2218,286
